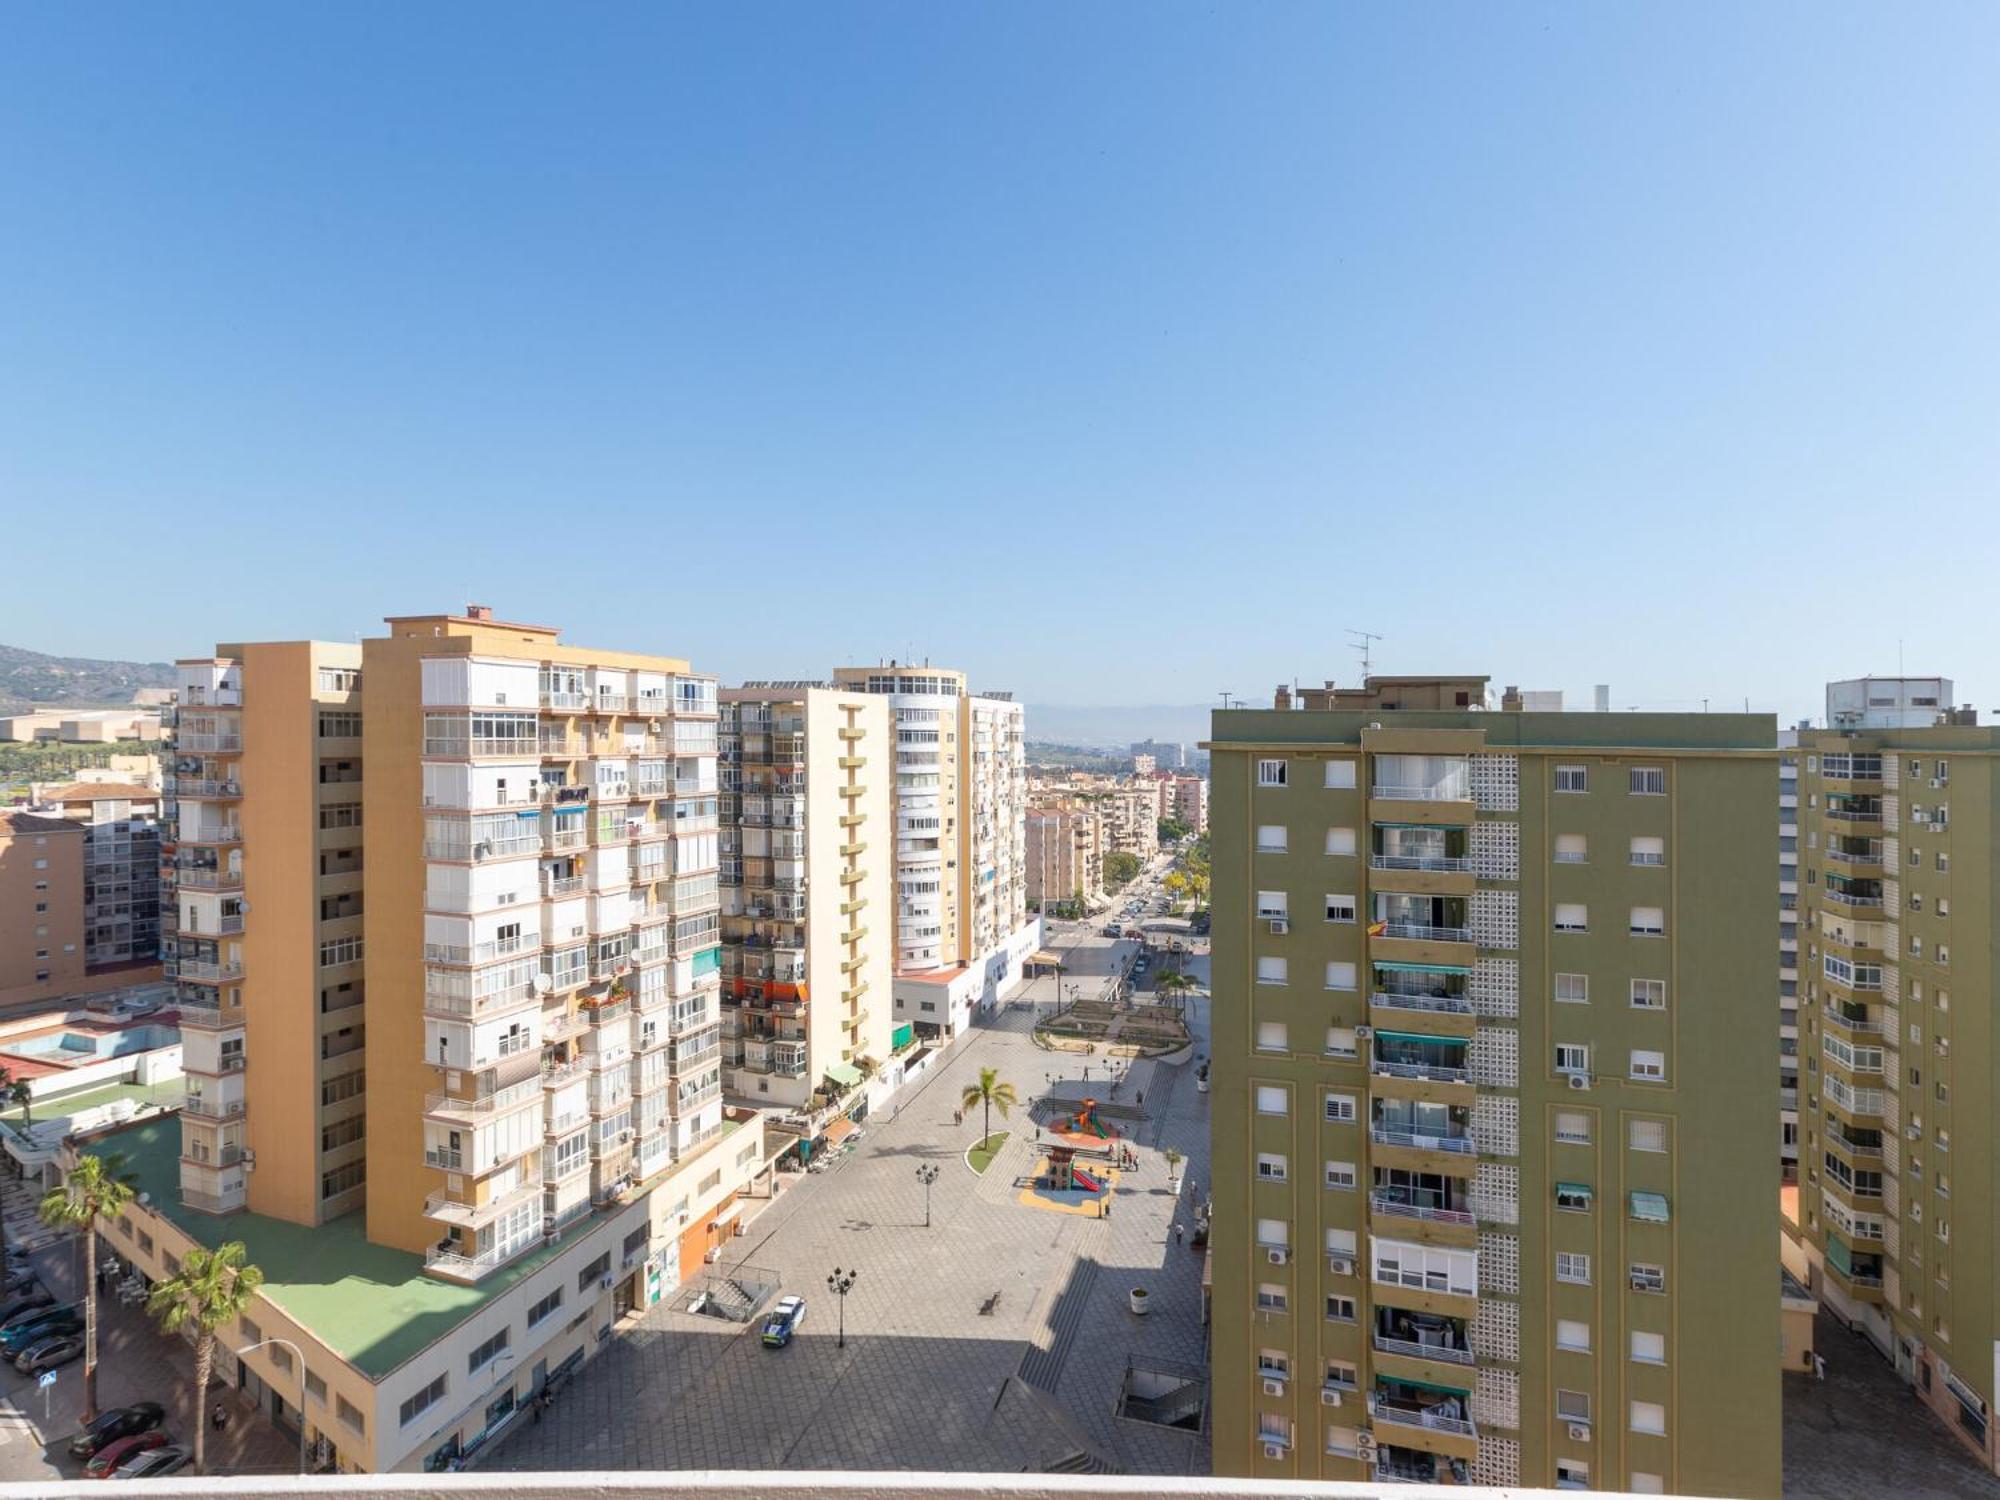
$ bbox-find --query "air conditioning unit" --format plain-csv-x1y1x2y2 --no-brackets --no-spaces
1353,1025,1373,1040
1262,1378,1286,1396
1326,1255,1354,1276
1353,1432,1377,1458
1569,1422,1591,1441
1567,1073,1591,1090
1267,917,1289,934
1262,1443,1287,1460
1267,1247,1289,1265
600,1274,614,1290
1321,1389,1344,1407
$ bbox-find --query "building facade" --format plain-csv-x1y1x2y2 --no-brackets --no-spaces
1026,803,1103,911
125,609,767,1473
1132,738,1188,770
1779,731,1800,1180
0,811,87,1010
1794,700,2000,1470
717,685,895,1112
1171,773,1210,834
40,783,163,971
1207,695,1779,1497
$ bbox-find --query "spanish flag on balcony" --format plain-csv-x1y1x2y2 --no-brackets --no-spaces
1366,920,1388,937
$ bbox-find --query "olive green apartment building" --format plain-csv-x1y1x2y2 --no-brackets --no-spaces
1793,686,2000,1472
1207,678,1779,1497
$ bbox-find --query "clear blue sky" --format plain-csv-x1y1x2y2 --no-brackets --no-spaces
2,4,1996,724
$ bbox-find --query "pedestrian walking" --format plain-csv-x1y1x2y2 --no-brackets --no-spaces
1136,1090,1144,1106
1174,1222,1186,1246
1812,1353,1827,1383
212,1402,230,1433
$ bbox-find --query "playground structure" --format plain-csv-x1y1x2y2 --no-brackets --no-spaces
1067,1097,1117,1140
1040,1142,1112,1197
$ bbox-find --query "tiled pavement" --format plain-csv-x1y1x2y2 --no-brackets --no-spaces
490,934,1213,1475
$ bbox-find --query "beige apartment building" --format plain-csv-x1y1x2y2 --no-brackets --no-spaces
39,782,163,970
0,811,88,1011
1207,677,1779,1497
717,685,895,1113
81,608,767,1474
1026,803,1103,911
1793,676,2000,1471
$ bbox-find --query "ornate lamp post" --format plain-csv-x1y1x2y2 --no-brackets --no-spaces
915,1164,940,1228
826,1266,859,1349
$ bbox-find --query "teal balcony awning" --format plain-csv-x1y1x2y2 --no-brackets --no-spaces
1373,961,1471,976
1555,1182,1593,1199
1629,1191,1671,1223
1378,1375,1471,1398
1373,1030,1470,1047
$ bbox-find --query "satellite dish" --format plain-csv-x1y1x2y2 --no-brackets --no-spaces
237,900,251,915
535,973,553,994
137,1192,151,1207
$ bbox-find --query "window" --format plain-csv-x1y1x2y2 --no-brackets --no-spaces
1555,1111,1591,1145
1631,1330,1666,1365
1256,824,1288,853
1629,1191,1671,1223
1323,1161,1356,1191
1555,765,1588,793
304,1369,327,1403
1256,1152,1289,1181
1556,1389,1592,1424
1629,835,1665,866
1323,760,1356,790
268,1343,293,1373
1630,1263,1666,1293
1555,972,1588,1005
1556,1182,1594,1212
1632,1474,1666,1495
399,1372,447,1427
468,1327,510,1373
1255,1283,1288,1313
1630,978,1666,1011
1554,832,1587,864
1370,1238,1478,1298
1256,1085,1289,1116
1256,890,1289,920
1557,1459,1591,1489
1255,1021,1289,1053
1255,956,1287,986
1629,1050,1666,1083
579,1251,612,1291
1325,826,1356,856
1629,906,1665,936
337,1395,365,1433
1556,1318,1591,1352
1554,903,1588,933
1630,1400,1666,1436
1323,1092,1357,1124
1629,767,1666,796
1324,1294,1356,1322
321,1161,364,1199
1555,1044,1589,1075
1324,961,1357,991
1629,1119,1668,1152
527,1286,564,1327
1257,759,1288,788
1325,1026,1359,1059
1323,894,1356,923
1324,1423,1361,1458
241,1316,263,1346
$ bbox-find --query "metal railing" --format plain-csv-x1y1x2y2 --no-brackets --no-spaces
1371,1058,1470,1085
1823,889,1884,909
1370,1192,1476,1227
1826,806,1883,822
172,958,244,983
1825,845,1884,865
1371,1332,1474,1366
423,1078,542,1119
1369,853,1471,872
424,932,541,965
1370,784,1471,802
1369,1396,1476,1438
171,867,242,890
1369,1127,1475,1155
182,1095,247,1120
1370,992,1474,1016
1373,922,1471,943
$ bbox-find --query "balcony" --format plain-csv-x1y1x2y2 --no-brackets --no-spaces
1369,1126,1475,1161
1823,886,1884,911
423,1077,542,1121
1370,783,1470,803
172,778,242,799
1825,1008,1885,1037
425,932,540,966
1368,1393,1477,1445
1826,802,1883,824
1369,1189,1476,1229
1370,1055,1470,1087
1825,843,1885,869
175,731,242,753
1369,851,1471,873
424,1236,537,1283
1371,1331,1474,1367
181,1095,247,1121
425,1176,544,1229
171,958,243,984
169,866,242,891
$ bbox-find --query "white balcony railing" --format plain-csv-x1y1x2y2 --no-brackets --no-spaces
1372,1332,1475,1366
1371,1058,1470,1086
1370,784,1471,802
1369,1396,1476,1439
1370,1191,1476,1227
1368,853,1472,873
1369,1127,1475,1156
1370,992,1475,1017
1374,923,1471,944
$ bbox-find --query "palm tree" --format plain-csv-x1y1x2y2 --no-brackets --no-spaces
1165,1147,1184,1186
960,1066,1019,1151
147,1242,264,1476
39,1152,138,1422
7,1077,30,1124
1154,971,1197,1013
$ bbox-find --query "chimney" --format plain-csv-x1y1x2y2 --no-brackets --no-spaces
466,603,493,621
1501,685,1524,713
1274,685,1292,711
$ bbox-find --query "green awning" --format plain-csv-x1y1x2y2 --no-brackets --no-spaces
1373,1030,1470,1046
1373,961,1471,976
1373,822,1469,830
1629,1191,1671,1223
1378,1375,1472,1398
824,1061,864,1089
1555,1182,1593,1197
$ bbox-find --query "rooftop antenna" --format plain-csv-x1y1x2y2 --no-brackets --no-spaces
1347,628,1382,679
1218,691,1238,710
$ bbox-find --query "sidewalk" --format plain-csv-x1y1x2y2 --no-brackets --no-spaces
0,1234,296,1481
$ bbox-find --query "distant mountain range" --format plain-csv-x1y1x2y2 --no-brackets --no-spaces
0,644,176,714
1023,703,1214,752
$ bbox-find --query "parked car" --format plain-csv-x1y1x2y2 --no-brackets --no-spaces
111,1443,191,1480
2,1266,39,1294
0,1287,52,1323
760,1293,807,1348
0,1308,81,1355
69,1403,167,1460
15,1331,85,1375
84,1429,169,1478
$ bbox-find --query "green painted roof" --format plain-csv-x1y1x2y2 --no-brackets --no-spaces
824,1061,863,1088
90,1116,595,1381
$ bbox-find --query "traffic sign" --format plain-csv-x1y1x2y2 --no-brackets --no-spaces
35,1372,55,1390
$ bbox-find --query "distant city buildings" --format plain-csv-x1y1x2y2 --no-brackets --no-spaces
0,706,165,743
1131,738,1187,770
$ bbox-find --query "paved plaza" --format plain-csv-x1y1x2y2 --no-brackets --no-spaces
489,926,1214,1475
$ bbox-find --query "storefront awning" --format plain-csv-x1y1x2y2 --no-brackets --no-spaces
824,1061,864,1090
822,1117,857,1148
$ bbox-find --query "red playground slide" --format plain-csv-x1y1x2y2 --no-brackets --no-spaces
1072,1167,1104,1193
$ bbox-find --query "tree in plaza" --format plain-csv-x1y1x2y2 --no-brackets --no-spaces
1104,851,1141,889
960,1066,1019,1152
1154,970,1198,1013
147,1241,265,1475
38,1151,138,1421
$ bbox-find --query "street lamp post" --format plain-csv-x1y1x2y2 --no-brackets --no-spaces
826,1266,859,1349
915,1164,939,1228
234,1337,310,1474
